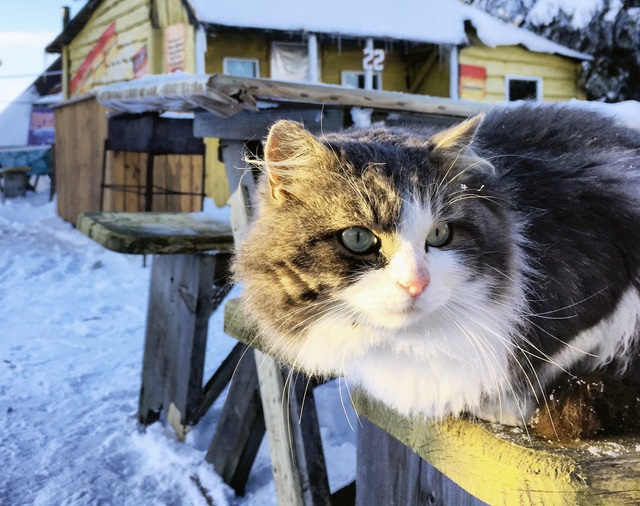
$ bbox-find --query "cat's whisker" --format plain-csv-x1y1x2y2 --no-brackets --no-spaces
446,297,566,437
440,304,531,428
337,376,358,433
442,302,541,429
447,297,567,372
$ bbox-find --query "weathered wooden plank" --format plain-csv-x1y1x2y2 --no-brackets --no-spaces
166,155,181,212
138,253,217,439
357,418,486,506
179,155,193,212
76,211,233,255
151,155,167,212
194,107,344,140
112,151,126,211
191,155,204,212
224,299,268,353
220,140,257,240
354,393,640,506
254,350,306,506
225,305,332,504
54,97,108,223
124,151,145,211
285,368,332,506
206,74,494,118
96,74,493,119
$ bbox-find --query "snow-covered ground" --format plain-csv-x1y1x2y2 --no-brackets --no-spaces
0,181,356,506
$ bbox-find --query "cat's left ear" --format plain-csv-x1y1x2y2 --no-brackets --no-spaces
429,114,491,174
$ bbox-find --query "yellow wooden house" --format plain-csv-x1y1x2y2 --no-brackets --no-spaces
46,0,589,102
45,0,590,221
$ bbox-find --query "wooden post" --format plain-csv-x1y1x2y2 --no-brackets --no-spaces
254,351,332,506
138,252,217,439
205,346,266,495
254,350,305,505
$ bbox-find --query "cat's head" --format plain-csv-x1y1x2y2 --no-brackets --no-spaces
233,117,522,377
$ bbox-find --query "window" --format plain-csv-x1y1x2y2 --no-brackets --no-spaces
271,42,310,81
341,71,382,90
223,58,259,78
506,76,542,101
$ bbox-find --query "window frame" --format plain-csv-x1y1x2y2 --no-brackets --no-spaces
222,57,260,78
505,75,543,101
340,70,383,90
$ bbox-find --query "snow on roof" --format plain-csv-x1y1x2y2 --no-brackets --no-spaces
187,0,591,60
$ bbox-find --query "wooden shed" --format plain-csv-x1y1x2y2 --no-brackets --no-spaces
45,0,591,223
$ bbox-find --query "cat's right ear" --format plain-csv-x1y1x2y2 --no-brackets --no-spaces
263,120,331,202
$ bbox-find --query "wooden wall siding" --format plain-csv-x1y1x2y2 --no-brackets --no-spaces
205,30,270,77
67,0,153,97
54,97,109,223
65,0,197,98
102,151,148,212
459,45,585,102
155,0,196,73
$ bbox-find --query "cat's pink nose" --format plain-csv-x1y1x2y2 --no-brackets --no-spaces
397,275,430,297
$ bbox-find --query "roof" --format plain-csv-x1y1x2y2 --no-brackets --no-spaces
94,73,493,118
93,73,640,131
46,0,591,61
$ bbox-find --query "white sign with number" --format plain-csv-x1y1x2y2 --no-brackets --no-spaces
363,48,385,71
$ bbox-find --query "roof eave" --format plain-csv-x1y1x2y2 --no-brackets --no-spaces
46,0,108,53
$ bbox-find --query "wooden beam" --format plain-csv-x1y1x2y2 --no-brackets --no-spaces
409,50,438,94
194,108,344,141
254,350,306,505
205,75,492,119
354,392,640,505
96,74,493,120
138,253,217,439
205,346,265,495
185,341,245,427
356,418,484,505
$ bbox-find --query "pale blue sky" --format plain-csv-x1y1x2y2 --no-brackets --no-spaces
0,0,86,111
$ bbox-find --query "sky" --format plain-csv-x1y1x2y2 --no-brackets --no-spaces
0,0,87,113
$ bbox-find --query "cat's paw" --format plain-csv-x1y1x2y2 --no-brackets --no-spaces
530,374,640,441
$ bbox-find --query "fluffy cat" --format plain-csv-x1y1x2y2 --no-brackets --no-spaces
232,104,640,431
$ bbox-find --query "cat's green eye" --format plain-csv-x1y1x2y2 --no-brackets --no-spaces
340,226,379,254
426,222,451,248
